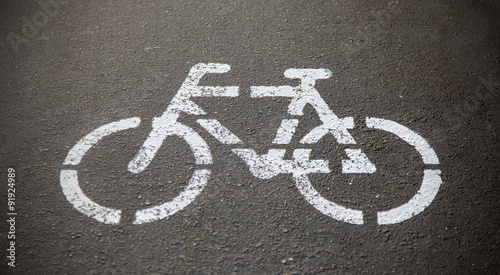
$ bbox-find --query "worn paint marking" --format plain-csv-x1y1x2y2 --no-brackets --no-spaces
63,117,141,165
285,117,441,225
294,173,364,225
272,119,299,144
342,149,377,174
134,169,210,224
60,170,121,225
127,120,212,174
251,69,356,144
128,63,235,173
377,169,442,225
232,149,330,179
366,117,439,165
61,64,443,226
197,119,242,144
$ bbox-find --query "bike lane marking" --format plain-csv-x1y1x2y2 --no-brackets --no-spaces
251,69,357,145
366,117,442,225
294,173,365,225
60,64,443,226
61,64,238,225
377,170,442,225
250,68,376,173
128,63,239,174
342,149,377,174
60,170,122,225
232,149,330,180
366,117,439,165
61,117,214,225
61,117,142,224
197,119,243,144
272,119,299,145
63,117,141,166
133,169,210,224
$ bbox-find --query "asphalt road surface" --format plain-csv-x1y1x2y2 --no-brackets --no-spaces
1,0,499,274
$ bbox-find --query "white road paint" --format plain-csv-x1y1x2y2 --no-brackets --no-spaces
292,149,331,176
165,63,239,116
127,120,212,174
134,169,210,224
366,117,440,165
232,149,287,179
61,64,239,225
61,118,141,224
197,119,242,144
60,170,122,225
232,149,330,179
300,116,355,145
61,115,212,225
61,64,443,226
377,169,442,225
364,117,442,224
272,119,299,144
342,149,377,174
251,69,356,144
128,63,237,173
284,118,441,225
250,68,376,177
294,173,364,225
60,116,212,225
63,117,141,165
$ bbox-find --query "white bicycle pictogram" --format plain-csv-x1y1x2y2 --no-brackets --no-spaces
60,63,442,225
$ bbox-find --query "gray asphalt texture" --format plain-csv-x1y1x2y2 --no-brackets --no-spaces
1,0,499,274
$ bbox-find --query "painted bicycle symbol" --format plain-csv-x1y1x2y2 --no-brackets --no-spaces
60,63,442,225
